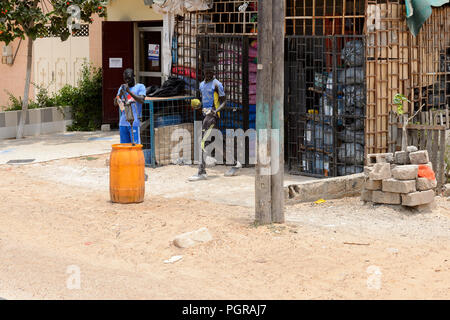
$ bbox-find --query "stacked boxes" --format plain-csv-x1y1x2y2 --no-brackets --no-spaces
361,148,437,209
154,123,194,165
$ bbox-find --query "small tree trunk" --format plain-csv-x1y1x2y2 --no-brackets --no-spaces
16,37,33,139
401,114,408,151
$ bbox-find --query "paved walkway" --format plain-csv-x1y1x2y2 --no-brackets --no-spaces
0,131,120,165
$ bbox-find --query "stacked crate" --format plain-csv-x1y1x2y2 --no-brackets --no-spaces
154,123,195,165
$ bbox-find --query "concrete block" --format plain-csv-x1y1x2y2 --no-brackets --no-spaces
28,108,41,125
345,175,365,195
4,111,18,127
409,150,429,164
361,189,373,202
394,151,409,165
101,124,111,132
401,190,435,207
382,179,416,194
416,178,437,191
63,106,73,121
369,163,391,180
372,191,401,204
52,107,64,122
41,108,53,123
392,165,418,180
173,227,213,248
407,146,418,153
365,180,382,191
290,174,365,203
325,179,343,196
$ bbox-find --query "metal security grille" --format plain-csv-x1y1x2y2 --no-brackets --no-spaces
196,35,255,165
173,14,198,97
285,0,365,36
286,35,366,177
196,0,258,35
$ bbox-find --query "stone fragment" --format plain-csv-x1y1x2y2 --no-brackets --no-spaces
406,146,418,153
382,179,416,194
173,227,213,248
409,150,429,164
360,189,373,202
392,165,418,180
364,166,373,178
164,255,183,264
367,153,394,165
401,190,435,207
377,153,394,164
411,200,437,213
416,178,437,191
372,191,401,205
369,163,391,180
285,188,290,200
394,151,409,165
444,184,450,197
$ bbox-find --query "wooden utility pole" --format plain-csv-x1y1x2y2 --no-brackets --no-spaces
255,0,285,224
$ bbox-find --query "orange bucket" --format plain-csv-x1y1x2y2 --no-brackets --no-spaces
110,144,145,204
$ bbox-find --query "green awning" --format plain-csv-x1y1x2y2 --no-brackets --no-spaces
405,0,449,36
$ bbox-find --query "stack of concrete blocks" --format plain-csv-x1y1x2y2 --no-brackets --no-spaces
361,147,437,210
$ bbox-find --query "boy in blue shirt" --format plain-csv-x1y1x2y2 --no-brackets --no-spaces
114,69,146,144
189,62,227,182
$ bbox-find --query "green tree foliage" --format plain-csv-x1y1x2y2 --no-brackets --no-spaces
393,93,410,116
65,63,103,131
0,1,107,138
0,1,107,44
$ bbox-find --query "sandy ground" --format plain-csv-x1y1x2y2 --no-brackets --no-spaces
0,154,449,300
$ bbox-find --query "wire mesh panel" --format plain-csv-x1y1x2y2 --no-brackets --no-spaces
196,0,258,35
141,98,195,167
196,35,255,165
286,35,366,177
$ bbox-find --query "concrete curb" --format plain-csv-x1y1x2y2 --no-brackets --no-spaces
0,106,72,139
285,173,365,204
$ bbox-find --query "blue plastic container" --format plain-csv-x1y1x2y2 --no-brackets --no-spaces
143,149,152,167
155,115,182,128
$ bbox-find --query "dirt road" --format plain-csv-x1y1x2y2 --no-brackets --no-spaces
0,155,449,299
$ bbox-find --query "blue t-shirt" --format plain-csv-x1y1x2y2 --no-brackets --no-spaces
199,78,225,109
117,83,146,127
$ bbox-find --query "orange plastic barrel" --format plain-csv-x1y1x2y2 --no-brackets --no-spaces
110,144,145,204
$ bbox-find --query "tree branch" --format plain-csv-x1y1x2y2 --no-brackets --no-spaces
408,104,426,123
